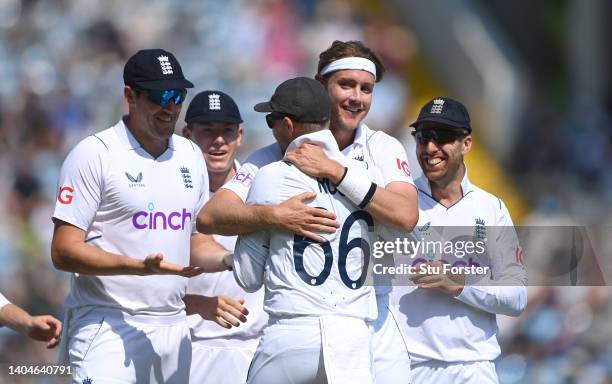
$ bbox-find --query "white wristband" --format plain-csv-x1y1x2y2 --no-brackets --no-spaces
336,167,377,209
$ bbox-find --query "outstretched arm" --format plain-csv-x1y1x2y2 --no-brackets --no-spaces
51,220,204,277
0,298,62,349
197,188,339,243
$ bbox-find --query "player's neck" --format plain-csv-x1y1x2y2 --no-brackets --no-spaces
209,165,236,193
429,164,466,208
125,115,168,158
331,126,357,151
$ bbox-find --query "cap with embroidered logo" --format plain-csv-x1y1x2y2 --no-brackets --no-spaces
411,97,471,132
124,49,194,90
185,90,243,124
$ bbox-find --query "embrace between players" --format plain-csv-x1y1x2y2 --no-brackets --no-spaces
47,40,527,383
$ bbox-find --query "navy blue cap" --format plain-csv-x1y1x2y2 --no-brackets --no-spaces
185,90,243,124
412,97,471,132
254,77,330,123
124,49,194,90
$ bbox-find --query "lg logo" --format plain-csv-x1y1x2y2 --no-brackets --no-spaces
57,186,74,204
396,158,411,177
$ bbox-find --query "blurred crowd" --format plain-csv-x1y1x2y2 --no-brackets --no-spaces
0,0,611,383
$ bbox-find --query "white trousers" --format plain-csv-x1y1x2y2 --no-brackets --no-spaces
410,360,498,384
247,316,373,384
370,295,412,384
61,307,191,384
189,338,257,383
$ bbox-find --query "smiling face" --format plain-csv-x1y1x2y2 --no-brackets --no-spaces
184,122,243,173
322,69,375,134
415,122,471,185
126,86,183,143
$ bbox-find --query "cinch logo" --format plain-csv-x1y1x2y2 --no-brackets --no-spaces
234,171,253,186
132,203,192,230
57,186,74,204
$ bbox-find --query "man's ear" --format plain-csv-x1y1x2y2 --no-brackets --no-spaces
462,135,472,155
182,125,191,139
283,117,294,134
315,74,327,87
124,86,137,105
236,126,244,147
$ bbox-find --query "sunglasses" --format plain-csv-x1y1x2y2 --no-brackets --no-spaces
412,129,467,145
265,113,292,129
137,88,187,106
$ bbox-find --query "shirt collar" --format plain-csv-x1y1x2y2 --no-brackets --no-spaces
416,164,474,197
114,116,175,151
285,130,343,160
352,122,368,147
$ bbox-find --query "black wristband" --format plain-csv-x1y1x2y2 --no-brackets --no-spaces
334,167,349,187
358,182,377,209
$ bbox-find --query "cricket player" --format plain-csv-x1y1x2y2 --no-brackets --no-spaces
0,292,62,348
182,90,267,384
390,97,528,383
198,41,418,382
51,49,232,383
234,76,379,384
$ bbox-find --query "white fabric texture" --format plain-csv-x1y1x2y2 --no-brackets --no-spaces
410,360,498,384
64,307,191,384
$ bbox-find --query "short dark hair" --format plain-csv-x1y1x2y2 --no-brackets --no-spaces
317,40,385,82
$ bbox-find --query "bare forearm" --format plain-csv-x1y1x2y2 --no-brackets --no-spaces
190,234,234,272
198,196,279,236
52,240,145,275
0,304,32,334
365,186,419,232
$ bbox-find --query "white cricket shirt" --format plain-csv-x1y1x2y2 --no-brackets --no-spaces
53,118,209,316
233,130,379,320
390,171,527,364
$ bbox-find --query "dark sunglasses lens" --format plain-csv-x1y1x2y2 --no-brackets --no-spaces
147,89,187,106
414,130,461,145
265,114,274,128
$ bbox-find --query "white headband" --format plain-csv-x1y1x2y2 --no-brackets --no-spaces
319,57,377,80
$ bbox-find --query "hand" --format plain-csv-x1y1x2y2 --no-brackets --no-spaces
26,315,62,349
410,261,465,296
284,143,346,184
273,192,340,242
189,295,249,329
144,253,205,277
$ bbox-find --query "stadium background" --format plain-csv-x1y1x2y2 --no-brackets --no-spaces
0,0,611,382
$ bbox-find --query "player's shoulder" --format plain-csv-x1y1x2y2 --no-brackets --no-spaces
246,161,293,204
67,127,115,159
245,142,283,168
361,123,402,147
255,160,293,180
468,183,508,213
172,134,199,153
